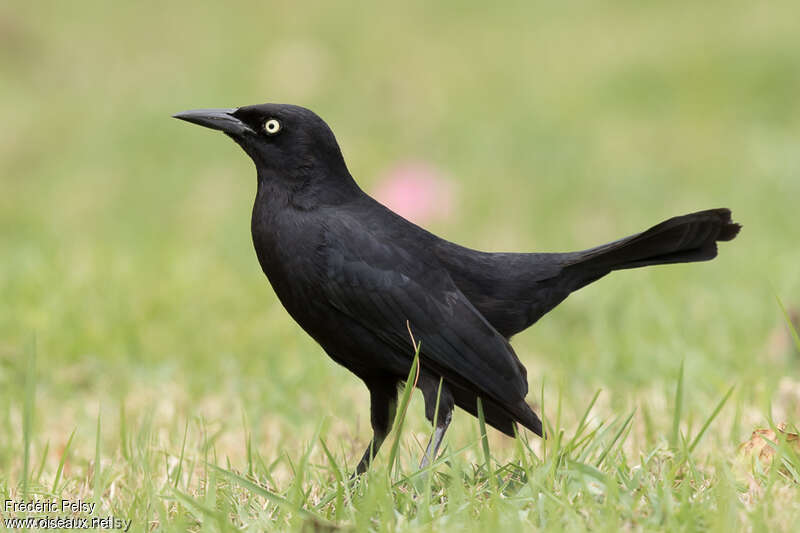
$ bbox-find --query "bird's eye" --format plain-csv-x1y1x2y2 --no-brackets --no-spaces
263,118,281,135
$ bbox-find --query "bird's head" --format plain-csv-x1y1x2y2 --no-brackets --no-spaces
173,103,358,204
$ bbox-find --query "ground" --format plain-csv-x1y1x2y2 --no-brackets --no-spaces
1,1,799,531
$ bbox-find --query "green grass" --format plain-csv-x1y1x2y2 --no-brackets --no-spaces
1,0,800,530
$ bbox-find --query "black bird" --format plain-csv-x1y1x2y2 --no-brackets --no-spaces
173,104,740,473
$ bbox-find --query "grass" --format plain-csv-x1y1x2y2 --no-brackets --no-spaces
1,0,800,530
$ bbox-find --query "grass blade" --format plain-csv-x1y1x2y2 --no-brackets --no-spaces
119,400,130,462
595,409,635,467
94,410,102,510
174,417,190,488
567,389,602,451
476,397,496,492
688,385,735,453
671,360,685,449
775,294,800,352
22,336,36,497
34,440,49,484
52,428,77,494
319,437,344,484
540,378,549,460
387,339,421,476
171,486,227,529
290,419,323,509
210,464,332,525
429,377,444,456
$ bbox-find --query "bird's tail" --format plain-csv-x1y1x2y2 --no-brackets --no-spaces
448,382,543,438
567,208,740,273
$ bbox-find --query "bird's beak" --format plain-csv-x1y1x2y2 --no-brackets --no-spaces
172,108,255,136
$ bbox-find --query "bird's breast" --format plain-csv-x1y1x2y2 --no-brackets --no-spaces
250,200,328,315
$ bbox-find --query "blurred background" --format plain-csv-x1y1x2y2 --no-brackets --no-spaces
1,0,798,479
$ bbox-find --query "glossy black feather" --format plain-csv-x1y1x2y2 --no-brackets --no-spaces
175,103,740,470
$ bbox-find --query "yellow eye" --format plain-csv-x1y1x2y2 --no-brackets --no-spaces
263,118,281,135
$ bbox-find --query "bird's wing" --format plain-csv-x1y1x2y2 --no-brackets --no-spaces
320,214,529,406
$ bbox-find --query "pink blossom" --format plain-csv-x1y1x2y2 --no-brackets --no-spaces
372,162,455,225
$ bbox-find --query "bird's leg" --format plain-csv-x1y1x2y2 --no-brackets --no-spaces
418,374,455,469
354,437,384,476
420,409,452,468
354,381,397,475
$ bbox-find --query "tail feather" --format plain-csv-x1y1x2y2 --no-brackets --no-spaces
448,381,543,437
570,208,741,272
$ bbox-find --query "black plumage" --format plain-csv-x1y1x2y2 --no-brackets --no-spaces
174,103,740,473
